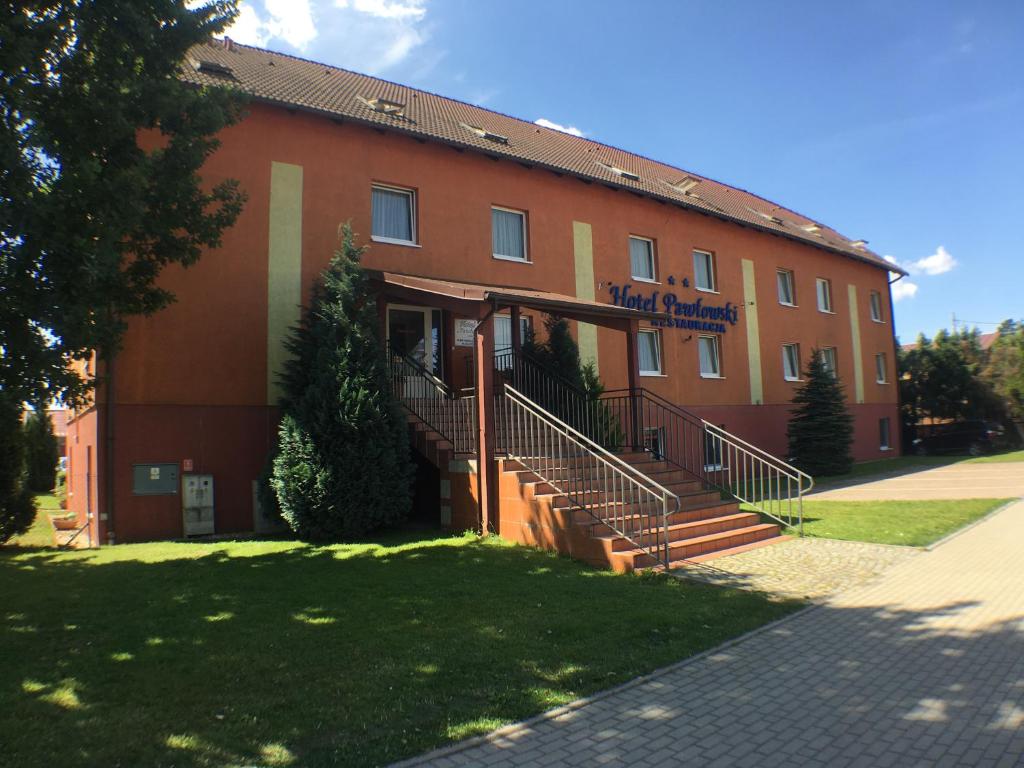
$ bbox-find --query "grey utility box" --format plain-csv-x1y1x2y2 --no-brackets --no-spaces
182,474,215,536
132,463,179,495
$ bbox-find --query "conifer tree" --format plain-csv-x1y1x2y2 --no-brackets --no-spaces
787,350,854,476
0,397,35,544
24,409,59,493
268,225,413,540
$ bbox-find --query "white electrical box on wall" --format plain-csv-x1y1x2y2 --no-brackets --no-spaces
182,474,215,536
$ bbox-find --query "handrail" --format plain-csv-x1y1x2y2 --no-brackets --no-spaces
388,344,475,455
599,387,812,532
500,384,679,567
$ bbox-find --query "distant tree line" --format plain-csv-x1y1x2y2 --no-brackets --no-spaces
899,320,1024,444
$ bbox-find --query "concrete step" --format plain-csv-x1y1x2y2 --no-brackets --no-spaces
612,522,781,570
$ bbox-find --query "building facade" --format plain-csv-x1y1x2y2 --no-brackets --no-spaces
65,40,902,547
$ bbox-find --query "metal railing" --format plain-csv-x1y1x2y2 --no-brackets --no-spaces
497,384,679,567
600,388,813,531
493,349,624,449
388,344,476,455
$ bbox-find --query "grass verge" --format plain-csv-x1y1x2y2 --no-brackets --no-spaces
0,532,799,767
775,498,1012,546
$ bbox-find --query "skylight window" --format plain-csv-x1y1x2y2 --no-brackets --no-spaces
192,59,235,79
745,206,784,225
664,176,699,194
460,123,510,145
358,96,407,116
596,161,640,182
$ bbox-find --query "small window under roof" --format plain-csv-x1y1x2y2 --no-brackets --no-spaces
460,122,510,145
596,161,640,182
745,205,784,225
192,59,235,79
850,239,868,248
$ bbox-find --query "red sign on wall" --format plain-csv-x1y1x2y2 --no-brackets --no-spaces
182,459,194,472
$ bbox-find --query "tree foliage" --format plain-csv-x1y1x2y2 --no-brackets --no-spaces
786,350,854,476
268,224,413,540
23,408,58,493
983,320,1024,423
0,396,35,544
0,1,246,407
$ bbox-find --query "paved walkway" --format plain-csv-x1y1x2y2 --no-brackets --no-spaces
809,461,1024,500
399,500,1024,767
680,537,920,600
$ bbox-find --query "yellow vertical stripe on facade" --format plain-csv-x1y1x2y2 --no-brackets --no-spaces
741,259,764,405
572,221,599,372
266,161,304,405
847,283,865,404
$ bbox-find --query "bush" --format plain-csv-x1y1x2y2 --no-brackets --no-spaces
787,350,854,476
267,224,413,540
1,398,36,544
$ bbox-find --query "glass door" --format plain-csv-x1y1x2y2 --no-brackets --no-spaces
387,305,443,376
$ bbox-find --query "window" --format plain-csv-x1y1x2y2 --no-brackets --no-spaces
875,352,887,383
820,347,838,378
643,427,665,460
777,269,796,306
492,207,528,262
693,250,717,292
816,278,834,313
371,185,416,244
704,431,725,471
494,315,531,358
870,290,884,322
638,329,662,375
782,343,801,381
879,417,891,450
698,335,721,378
629,236,656,281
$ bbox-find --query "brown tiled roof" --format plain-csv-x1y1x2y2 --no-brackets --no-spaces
183,39,903,275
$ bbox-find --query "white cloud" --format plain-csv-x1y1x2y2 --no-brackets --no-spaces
907,245,957,276
890,279,919,302
226,0,317,50
337,0,427,20
535,118,585,138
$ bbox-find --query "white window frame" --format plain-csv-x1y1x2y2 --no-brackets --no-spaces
629,236,657,282
870,290,884,323
820,347,838,378
879,417,892,451
491,206,529,263
637,329,663,376
643,426,666,460
777,269,796,306
782,343,801,381
816,278,834,313
698,335,722,378
371,184,418,246
693,249,718,293
875,352,887,383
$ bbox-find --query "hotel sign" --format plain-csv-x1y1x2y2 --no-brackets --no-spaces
607,275,739,334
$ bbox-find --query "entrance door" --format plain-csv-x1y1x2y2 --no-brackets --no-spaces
387,305,444,391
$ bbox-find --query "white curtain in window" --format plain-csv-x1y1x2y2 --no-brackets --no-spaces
777,271,794,304
816,279,831,311
871,292,882,321
494,316,511,355
783,345,799,379
492,209,525,259
694,251,714,290
630,238,654,280
699,336,719,376
820,348,837,377
638,331,660,373
876,354,886,382
372,187,412,241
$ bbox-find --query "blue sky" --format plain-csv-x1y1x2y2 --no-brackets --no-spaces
224,0,1023,342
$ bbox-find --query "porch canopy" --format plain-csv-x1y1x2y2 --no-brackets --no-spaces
369,269,668,532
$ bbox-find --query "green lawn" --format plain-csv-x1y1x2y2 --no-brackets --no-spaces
964,449,1024,464
0,532,799,768
782,498,1012,546
9,494,64,548
815,449,1024,486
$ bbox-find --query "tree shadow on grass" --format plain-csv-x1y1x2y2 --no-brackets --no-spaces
0,535,795,768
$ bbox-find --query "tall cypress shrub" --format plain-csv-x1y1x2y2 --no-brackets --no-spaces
787,351,855,476
268,224,413,540
1,397,36,544
24,409,59,493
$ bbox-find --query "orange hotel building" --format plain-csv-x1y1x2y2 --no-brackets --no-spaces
65,39,904,548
